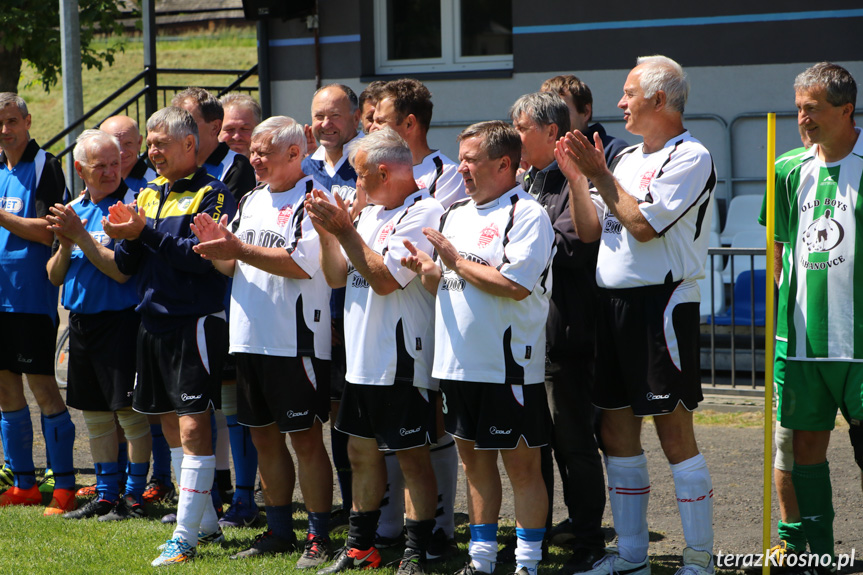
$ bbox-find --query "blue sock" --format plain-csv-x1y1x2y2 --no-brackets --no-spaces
331,428,352,510
43,410,75,490
1,408,35,489
0,411,9,467
226,414,257,508
150,424,172,484
125,461,149,501
267,504,294,541
210,411,223,511
40,413,51,470
308,511,330,537
117,441,129,487
95,461,120,502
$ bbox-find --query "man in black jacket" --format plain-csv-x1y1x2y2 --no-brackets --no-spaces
511,91,606,573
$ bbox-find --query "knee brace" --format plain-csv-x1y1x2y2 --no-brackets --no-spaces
849,420,863,472
116,407,150,441
82,410,116,440
774,424,795,472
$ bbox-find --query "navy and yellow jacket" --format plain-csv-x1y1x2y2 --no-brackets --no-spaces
114,167,237,333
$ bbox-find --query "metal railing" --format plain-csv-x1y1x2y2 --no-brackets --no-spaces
702,246,770,390
47,65,258,160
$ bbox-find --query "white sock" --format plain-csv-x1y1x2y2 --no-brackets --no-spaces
606,453,650,563
671,453,714,555
430,434,458,538
170,447,184,487
469,540,497,573
173,454,216,546
376,451,405,539
515,537,542,574
214,410,230,470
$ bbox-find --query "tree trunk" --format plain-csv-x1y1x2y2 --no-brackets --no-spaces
0,41,22,93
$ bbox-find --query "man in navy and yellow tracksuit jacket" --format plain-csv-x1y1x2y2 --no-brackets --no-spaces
104,106,237,566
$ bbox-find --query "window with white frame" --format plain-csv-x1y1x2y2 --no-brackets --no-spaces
374,0,512,74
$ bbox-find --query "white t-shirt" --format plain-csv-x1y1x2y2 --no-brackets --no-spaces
593,131,716,289
343,189,444,389
413,150,466,209
431,186,555,385
228,176,332,359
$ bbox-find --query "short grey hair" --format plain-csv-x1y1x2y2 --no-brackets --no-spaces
794,62,857,113
636,55,689,114
73,129,121,165
220,92,262,124
251,116,306,156
146,107,199,152
347,128,412,172
0,93,28,117
509,91,570,139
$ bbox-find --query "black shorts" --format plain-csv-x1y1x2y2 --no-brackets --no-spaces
593,282,703,416
66,308,139,412
336,380,436,451
329,318,347,401
0,312,57,375
221,351,237,381
440,380,551,449
236,353,330,432
133,315,227,416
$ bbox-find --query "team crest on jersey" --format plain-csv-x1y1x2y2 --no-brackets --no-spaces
803,209,844,253
178,196,194,210
1,198,23,213
415,178,427,189
478,223,500,247
277,206,293,226
378,222,394,245
639,169,656,192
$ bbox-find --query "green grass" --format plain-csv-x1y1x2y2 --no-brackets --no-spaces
0,501,592,575
18,28,259,157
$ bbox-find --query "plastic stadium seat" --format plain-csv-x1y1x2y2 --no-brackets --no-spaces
720,195,763,244
710,269,766,326
721,230,766,284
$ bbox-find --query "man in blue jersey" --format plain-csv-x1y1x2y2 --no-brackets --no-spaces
46,130,152,521
0,92,76,516
104,106,237,566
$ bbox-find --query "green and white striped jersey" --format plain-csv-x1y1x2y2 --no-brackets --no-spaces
775,129,863,360
760,146,808,342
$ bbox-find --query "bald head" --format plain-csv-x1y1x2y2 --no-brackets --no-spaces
100,115,143,179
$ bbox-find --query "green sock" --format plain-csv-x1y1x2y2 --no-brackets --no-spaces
777,520,807,553
792,461,834,559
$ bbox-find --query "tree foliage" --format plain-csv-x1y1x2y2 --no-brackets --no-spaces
0,0,131,93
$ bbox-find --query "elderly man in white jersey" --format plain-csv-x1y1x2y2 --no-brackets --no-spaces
403,120,555,575
190,116,335,567
557,55,716,575
306,128,442,575
770,62,863,571
368,77,464,560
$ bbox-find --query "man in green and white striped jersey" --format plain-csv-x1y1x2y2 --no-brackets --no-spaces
774,61,863,572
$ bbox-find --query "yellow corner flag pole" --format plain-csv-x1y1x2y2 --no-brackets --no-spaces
762,112,777,575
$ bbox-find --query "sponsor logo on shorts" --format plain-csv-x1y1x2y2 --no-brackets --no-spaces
16,354,33,364
180,393,202,401
400,426,420,436
646,392,670,401
489,426,512,435
286,410,309,418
